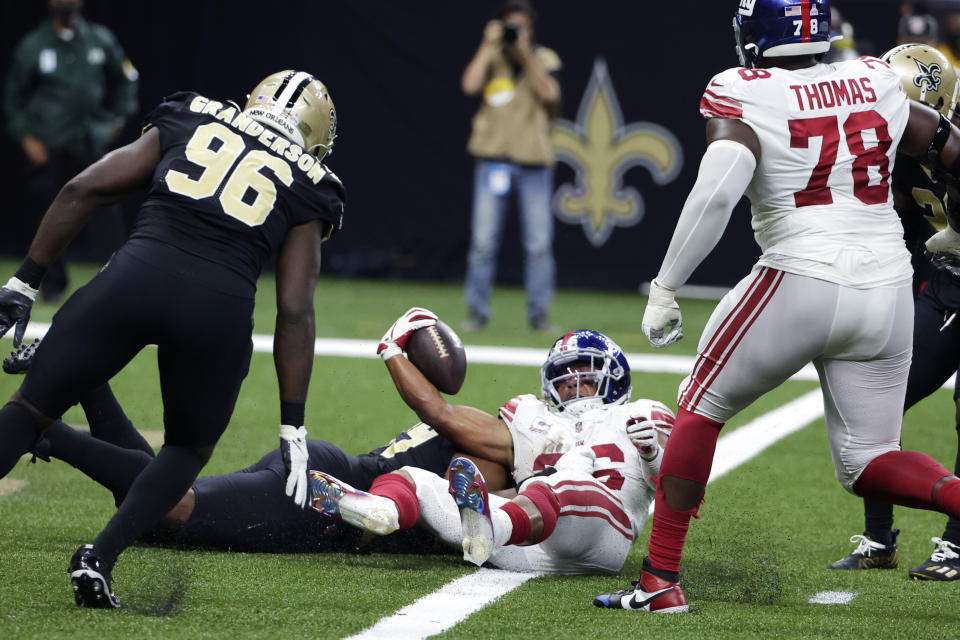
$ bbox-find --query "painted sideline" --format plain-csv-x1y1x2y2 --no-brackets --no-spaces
346,389,827,640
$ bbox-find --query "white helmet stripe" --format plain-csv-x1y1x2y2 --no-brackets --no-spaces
273,71,314,111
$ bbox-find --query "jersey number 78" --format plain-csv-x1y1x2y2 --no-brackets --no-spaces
790,109,892,207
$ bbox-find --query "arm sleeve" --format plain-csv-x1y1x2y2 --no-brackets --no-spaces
655,139,757,291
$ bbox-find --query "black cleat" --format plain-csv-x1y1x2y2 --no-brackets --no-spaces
69,544,120,608
909,537,960,581
2,338,40,374
828,531,899,570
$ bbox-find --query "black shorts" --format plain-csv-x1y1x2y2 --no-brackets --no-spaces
165,441,438,553
906,272,960,409
21,244,254,447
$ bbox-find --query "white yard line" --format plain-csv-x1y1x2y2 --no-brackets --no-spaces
19,323,831,381
809,591,857,605
342,568,542,640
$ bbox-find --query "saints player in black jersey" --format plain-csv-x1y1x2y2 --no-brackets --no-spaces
829,45,960,580
0,71,345,607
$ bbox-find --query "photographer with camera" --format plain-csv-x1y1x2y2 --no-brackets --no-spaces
460,0,562,334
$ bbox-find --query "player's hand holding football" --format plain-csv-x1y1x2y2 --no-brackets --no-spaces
642,280,682,348
0,277,37,348
377,307,438,361
280,424,309,508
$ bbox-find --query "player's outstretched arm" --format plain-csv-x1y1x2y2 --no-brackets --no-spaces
384,354,514,468
642,119,759,348
274,219,324,508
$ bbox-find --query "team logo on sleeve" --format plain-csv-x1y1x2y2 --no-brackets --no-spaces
552,59,683,247
738,0,757,16
913,59,943,92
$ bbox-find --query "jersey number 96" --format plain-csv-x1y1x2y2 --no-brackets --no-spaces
165,123,293,226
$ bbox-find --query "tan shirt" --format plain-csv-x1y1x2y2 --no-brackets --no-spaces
466,46,561,166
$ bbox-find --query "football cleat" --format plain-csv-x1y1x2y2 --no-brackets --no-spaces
69,544,120,608
308,470,398,535
448,457,494,566
593,569,689,613
2,338,40,374
828,531,899,570
909,537,960,581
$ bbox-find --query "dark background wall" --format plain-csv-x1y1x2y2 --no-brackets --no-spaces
0,1,925,289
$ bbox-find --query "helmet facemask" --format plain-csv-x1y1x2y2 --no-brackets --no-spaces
540,347,628,417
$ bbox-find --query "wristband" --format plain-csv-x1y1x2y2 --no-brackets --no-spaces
280,401,305,427
14,257,47,290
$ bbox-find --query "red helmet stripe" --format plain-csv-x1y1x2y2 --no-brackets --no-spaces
801,1,812,42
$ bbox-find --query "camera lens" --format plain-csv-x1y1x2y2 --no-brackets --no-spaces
503,22,519,44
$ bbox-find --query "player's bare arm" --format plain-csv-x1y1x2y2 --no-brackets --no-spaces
28,128,163,267
706,117,761,163
274,218,324,509
385,354,514,468
273,219,324,406
901,101,960,254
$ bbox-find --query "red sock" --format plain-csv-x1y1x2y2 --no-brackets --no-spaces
646,409,723,573
520,483,560,542
937,479,960,518
501,502,531,546
369,473,419,530
854,451,956,515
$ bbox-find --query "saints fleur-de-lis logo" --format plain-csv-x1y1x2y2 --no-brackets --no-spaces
914,59,943,92
552,58,682,247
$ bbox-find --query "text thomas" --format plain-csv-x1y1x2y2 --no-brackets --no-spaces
789,77,877,111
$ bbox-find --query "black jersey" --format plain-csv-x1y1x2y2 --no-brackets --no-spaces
893,155,947,251
358,422,457,478
132,92,345,296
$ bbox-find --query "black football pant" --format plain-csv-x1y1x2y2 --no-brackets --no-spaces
861,280,960,547
14,245,254,567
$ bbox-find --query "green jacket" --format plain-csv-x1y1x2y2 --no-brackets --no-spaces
4,17,139,157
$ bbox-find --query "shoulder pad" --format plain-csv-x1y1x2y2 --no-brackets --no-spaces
499,393,538,425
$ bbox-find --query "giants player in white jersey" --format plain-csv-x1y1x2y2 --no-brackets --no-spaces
596,0,960,614
309,316,674,575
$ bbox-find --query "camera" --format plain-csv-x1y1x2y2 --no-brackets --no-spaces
503,21,520,45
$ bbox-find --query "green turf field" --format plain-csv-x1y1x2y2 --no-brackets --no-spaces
0,261,957,639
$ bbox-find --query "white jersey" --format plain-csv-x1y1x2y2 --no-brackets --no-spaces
700,57,912,288
499,394,660,538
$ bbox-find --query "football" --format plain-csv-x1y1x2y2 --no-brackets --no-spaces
405,320,467,394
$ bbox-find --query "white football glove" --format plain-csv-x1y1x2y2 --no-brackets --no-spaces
642,280,683,348
280,424,309,508
625,401,676,461
377,307,438,361
926,226,960,256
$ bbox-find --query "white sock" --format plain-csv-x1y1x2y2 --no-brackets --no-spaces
492,508,513,548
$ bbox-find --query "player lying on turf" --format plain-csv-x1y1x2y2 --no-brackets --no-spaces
310,327,675,576
1,310,514,554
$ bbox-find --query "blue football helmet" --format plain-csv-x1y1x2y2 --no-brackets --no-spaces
734,0,833,68
540,330,631,416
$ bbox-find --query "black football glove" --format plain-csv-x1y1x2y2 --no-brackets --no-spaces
0,277,37,348
2,338,40,375
280,424,309,508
